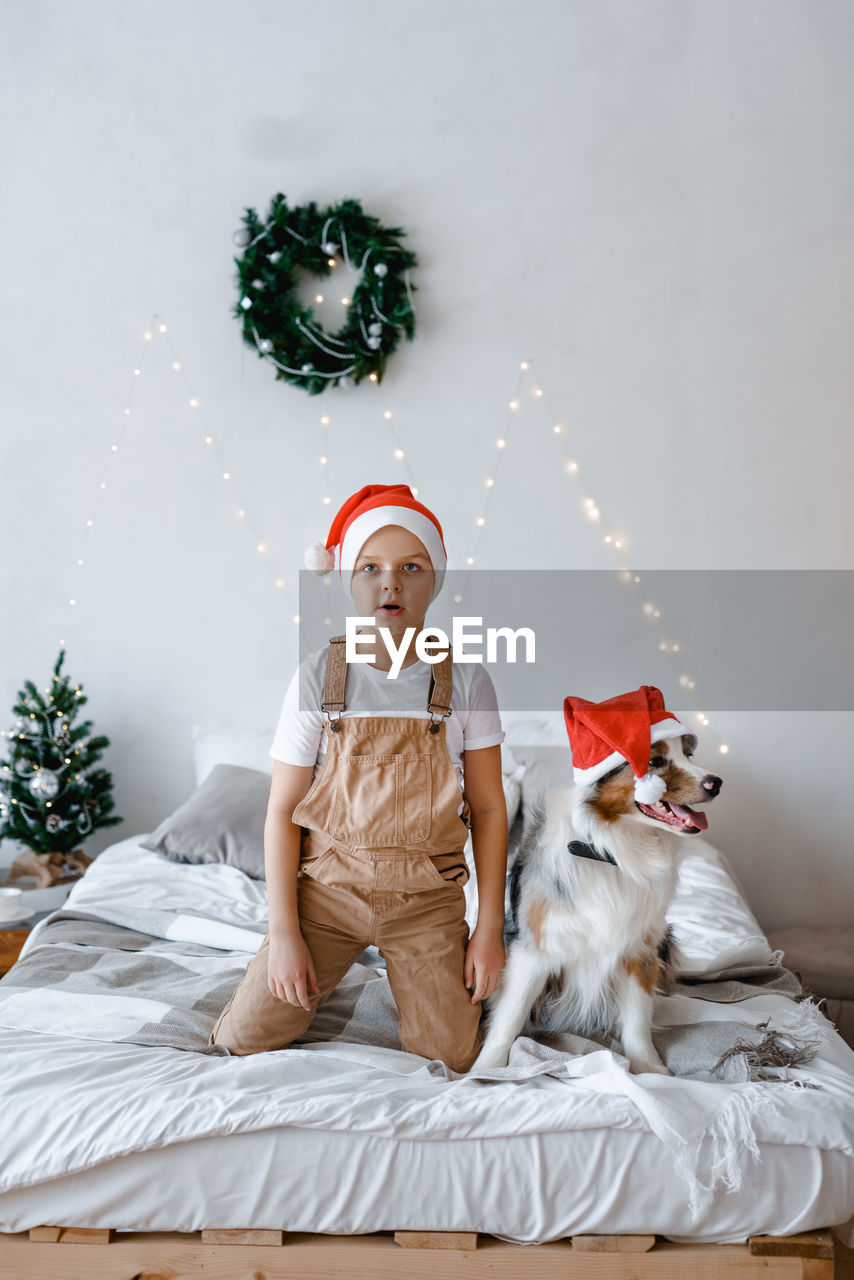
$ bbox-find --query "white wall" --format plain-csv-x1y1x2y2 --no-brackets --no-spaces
2,0,852,931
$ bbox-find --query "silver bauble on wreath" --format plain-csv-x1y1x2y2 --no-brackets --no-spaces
15,759,33,777
29,768,60,800
232,228,253,248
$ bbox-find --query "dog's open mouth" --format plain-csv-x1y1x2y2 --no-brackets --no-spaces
636,799,708,832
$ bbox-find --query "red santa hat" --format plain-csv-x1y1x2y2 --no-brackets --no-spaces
563,685,686,804
305,484,447,599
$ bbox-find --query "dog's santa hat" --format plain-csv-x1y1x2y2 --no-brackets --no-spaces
563,685,687,805
305,483,447,600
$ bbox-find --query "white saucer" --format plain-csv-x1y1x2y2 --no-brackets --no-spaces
0,911,34,925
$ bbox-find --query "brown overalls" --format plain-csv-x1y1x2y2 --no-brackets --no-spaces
209,636,483,1072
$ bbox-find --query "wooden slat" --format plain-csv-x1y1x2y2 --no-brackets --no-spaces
28,1227,112,1244
201,1228,285,1245
394,1231,478,1250
572,1234,656,1253
748,1231,834,1259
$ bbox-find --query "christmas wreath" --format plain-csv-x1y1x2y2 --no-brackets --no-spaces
233,194,418,396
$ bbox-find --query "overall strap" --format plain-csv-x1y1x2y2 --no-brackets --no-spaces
426,649,453,719
321,635,348,717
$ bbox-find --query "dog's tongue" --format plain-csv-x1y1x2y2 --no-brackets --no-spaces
668,802,708,831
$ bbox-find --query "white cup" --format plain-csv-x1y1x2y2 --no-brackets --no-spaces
0,887,24,920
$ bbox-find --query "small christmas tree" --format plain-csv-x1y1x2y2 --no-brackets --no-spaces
0,650,122,886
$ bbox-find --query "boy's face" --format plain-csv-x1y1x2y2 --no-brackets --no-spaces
351,525,435,636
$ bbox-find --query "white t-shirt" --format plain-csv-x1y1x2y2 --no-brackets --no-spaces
270,646,505,790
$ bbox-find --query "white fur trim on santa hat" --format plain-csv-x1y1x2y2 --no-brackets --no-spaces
304,541,336,574
633,773,667,804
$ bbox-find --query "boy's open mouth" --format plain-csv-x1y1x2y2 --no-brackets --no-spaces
379,603,403,615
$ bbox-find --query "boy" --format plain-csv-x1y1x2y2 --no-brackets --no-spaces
210,484,507,1072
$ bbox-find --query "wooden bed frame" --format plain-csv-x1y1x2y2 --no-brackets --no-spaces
0,1226,845,1280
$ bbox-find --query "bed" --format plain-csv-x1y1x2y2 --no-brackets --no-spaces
0,725,852,1278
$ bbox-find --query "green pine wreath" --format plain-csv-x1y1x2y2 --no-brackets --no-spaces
233,194,418,396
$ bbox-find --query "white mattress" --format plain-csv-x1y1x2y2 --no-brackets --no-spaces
0,836,852,1245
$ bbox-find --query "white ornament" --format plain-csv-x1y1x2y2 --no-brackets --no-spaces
29,768,60,800
367,337,381,350
368,322,382,336
322,241,338,255
251,278,265,290
267,250,282,264
232,228,252,248
258,338,273,354
15,759,32,776
374,263,388,278
301,363,314,374
240,297,253,310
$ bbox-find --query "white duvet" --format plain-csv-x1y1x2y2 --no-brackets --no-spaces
0,836,853,1244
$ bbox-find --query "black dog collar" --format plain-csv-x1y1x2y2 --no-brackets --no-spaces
567,840,617,866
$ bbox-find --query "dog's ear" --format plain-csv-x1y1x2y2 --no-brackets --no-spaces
679,733,698,758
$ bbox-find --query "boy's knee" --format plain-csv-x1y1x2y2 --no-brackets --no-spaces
401,1013,482,1074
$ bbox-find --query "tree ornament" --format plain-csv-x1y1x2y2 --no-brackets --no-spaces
29,768,60,800
15,759,32,777
233,194,418,396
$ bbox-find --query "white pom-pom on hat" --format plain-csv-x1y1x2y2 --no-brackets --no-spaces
633,773,667,805
304,541,336,574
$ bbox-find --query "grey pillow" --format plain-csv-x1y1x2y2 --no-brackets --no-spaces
512,745,574,829
141,763,270,879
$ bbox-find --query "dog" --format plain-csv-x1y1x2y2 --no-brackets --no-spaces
472,726,722,1075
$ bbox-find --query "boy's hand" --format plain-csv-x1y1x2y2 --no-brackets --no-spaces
464,925,505,1004
268,932,319,1011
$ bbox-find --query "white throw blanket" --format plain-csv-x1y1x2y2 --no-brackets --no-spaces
1,837,851,1215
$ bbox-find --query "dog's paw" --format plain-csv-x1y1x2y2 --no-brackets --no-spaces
629,1058,671,1077
470,1046,511,1072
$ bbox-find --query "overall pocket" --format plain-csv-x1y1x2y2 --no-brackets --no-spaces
328,754,432,847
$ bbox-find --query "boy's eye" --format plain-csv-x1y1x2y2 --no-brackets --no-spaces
402,562,421,572
359,563,378,573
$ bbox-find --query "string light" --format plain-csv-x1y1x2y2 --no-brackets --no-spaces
60,314,307,651
522,359,730,753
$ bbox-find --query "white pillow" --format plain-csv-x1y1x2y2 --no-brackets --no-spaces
501,710,567,747
192,726,275,786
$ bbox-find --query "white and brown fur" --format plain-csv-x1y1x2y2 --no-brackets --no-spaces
472,733,723,1075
